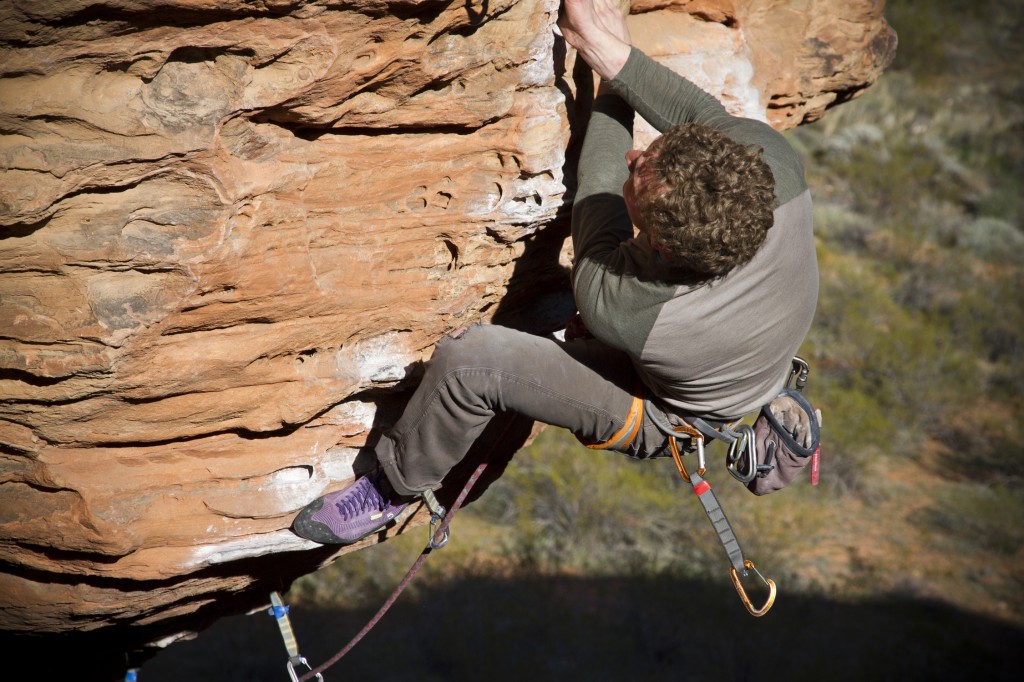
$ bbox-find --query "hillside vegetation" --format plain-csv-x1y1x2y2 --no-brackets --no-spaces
147,2,1023,679
304,0,1024,623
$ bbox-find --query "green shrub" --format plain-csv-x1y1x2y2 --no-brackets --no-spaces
476,428,701,574
919,481,1024,556
958,216,1024,263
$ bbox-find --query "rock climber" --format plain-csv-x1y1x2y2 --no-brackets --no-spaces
292,0,818,545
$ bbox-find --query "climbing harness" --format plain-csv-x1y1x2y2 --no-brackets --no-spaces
268,590,323,682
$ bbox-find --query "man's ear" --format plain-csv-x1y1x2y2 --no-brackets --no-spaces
650,238,670,260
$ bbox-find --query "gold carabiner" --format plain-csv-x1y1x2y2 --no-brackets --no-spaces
668,427,706,480
729,559,777,617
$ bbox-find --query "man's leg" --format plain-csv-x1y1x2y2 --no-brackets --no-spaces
294,324,648,543
376,324,641,495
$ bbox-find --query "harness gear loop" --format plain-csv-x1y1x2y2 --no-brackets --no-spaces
729,560,777,617
268,591,323,682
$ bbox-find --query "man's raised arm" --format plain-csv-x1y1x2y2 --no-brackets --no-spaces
562,0,744,134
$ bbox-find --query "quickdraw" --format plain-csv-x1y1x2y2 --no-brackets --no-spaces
666,430,776,617
268,590,323,682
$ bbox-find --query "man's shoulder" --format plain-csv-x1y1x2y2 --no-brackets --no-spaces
719,118,808,207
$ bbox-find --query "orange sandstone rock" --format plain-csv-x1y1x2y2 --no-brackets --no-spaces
0,0,894,665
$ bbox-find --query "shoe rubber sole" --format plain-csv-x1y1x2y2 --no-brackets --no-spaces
292,495,406,545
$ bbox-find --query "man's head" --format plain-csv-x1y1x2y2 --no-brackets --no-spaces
623,123,776,279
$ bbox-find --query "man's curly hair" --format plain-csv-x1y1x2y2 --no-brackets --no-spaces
636,123,775,279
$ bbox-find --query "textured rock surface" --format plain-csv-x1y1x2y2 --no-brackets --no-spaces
0,0,895,664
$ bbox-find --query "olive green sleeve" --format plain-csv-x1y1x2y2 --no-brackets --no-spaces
605,48,808,206
570,90,676,357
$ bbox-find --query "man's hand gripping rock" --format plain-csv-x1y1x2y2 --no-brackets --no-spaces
559,0,633,80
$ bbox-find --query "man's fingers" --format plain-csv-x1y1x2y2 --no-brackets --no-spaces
594,0,631,44
558,0,632,80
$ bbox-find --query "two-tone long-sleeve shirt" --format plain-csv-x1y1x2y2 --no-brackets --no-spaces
571,48,818,420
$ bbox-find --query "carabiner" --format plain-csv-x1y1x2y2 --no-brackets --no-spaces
729,559,777,617
422,489,449,549
726,424,757,484
286,656,322,682
787,356,810,391
428,514,449,550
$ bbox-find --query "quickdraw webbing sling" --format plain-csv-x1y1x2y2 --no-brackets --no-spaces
664,424,777,617
268,590,323,682
585,374,790,614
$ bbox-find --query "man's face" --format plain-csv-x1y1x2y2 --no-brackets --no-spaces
623,136,665,246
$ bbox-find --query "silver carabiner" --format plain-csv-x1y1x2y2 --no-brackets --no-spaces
429,514,450,550
788,356,810,391
287,656,323,682
726,424,757,484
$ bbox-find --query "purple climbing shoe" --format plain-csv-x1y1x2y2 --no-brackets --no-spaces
293,471,409,544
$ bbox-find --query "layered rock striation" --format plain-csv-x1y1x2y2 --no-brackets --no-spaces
0,0,895,666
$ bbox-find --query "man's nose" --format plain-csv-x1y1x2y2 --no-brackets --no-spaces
625,149,641,169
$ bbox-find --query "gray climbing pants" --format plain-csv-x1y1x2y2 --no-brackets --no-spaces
376,324,672,496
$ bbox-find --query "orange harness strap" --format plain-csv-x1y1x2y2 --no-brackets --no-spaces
580,384,645,451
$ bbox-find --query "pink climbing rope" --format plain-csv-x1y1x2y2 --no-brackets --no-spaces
298,461,489,682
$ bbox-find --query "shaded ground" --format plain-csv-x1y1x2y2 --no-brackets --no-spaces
139,572,1019,681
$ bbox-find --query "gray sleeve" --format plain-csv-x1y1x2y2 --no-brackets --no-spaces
571,93,634,265
570,92,669,357
605,47,732,133
606,48,808,206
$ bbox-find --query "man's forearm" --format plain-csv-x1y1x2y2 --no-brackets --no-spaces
570,33,630,81
606,48,731,133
